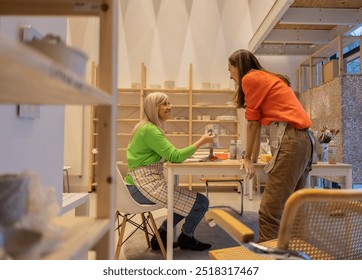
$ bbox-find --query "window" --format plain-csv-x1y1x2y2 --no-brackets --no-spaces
329,25,361,74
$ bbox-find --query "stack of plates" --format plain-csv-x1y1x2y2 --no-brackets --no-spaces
196,102,212,106
216,115,236,121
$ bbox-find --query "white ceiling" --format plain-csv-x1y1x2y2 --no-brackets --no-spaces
253,0,362,55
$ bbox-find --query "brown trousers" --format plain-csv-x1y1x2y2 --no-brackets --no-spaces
258,124,312,242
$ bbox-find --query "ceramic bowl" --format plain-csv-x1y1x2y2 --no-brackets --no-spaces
3,228,43,259
215,153,229,160
25,35,88,78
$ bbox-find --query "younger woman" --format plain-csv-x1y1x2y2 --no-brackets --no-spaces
228,49,313,241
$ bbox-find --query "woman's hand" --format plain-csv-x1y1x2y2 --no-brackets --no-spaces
192,133,215,150
201,133,215,144
244,158,256,179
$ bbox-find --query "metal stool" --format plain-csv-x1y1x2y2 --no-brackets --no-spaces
63,166,71,193
200,177,244,215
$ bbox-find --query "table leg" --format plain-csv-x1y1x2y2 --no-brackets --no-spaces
247,177,254,200
306,175,311,188
243,175,248,196
167,169,174,260
346,168,352,189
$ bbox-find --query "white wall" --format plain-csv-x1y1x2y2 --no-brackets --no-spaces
258,55,308,90
0,16,67,205
119,0,244,88
117,0,279,88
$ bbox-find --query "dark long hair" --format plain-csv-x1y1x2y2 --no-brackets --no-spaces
228,49,291,109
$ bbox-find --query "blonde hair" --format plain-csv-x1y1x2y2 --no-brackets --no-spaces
132,92,168,134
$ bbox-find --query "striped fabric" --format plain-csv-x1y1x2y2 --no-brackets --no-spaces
130,162,196,217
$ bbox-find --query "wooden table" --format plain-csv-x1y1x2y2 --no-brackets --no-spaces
164,159,352,260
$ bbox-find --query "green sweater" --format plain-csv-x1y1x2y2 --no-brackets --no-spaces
124,123,195,185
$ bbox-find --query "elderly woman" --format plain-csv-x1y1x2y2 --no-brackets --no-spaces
124,92,215,251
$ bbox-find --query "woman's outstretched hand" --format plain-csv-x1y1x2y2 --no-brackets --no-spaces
201,133,215,144
193,133,215,150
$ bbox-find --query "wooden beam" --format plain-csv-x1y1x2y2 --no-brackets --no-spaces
280,7,362,25
249,0,295,52
0,0,103,16
265,29,335,44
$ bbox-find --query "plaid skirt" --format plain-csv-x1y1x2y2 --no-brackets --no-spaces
130,162,196,217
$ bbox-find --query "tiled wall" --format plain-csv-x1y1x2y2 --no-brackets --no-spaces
299,75,362,185
341,75,362,184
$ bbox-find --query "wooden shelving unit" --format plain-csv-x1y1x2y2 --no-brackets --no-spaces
298,35,362,93
105,63,240,188
0,0,118,260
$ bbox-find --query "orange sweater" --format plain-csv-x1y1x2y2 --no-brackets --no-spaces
242,70,311,129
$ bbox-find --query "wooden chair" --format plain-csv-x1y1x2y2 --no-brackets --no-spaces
114,166,166,259
205,188,362,260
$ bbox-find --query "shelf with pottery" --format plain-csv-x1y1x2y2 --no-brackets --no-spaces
193,105,236,109
112,63,240,188
118,118,140,122
0,0,117,260
192,89,235,94
143,88,189,94
0,34,112,105
192,120,238,123
117,104,141,108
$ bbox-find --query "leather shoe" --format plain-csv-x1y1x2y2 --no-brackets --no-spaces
151,228,179,250
177,232,211,251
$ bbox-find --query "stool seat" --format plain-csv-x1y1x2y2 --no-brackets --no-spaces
200,177,242,182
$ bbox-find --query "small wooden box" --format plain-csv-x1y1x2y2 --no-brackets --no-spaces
323,59,339,83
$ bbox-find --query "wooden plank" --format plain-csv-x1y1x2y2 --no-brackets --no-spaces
0,35,112,105
93,0,117,260
0,0,103,16
43,217,109,259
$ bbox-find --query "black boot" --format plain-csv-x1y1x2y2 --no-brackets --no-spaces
178,232,211,251
151,228,179,250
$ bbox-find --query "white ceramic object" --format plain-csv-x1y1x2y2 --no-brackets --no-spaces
196,102,212,106
201,82,211,89
216,115,236,121
131,82,141,89
212,83,220,89
230,80,236,89
25,35,88,78
4,228,42,259
0,173,28,227
202,115,210,120
164,80,175,89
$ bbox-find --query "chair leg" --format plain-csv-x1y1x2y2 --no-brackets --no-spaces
255,174,261,195
205,181,209,198
115,214,128,260
148,212,166,259
141,213,151,248
238,180,244,215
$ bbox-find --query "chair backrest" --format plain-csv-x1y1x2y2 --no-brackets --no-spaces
277,188,362,260
115,166,162,214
